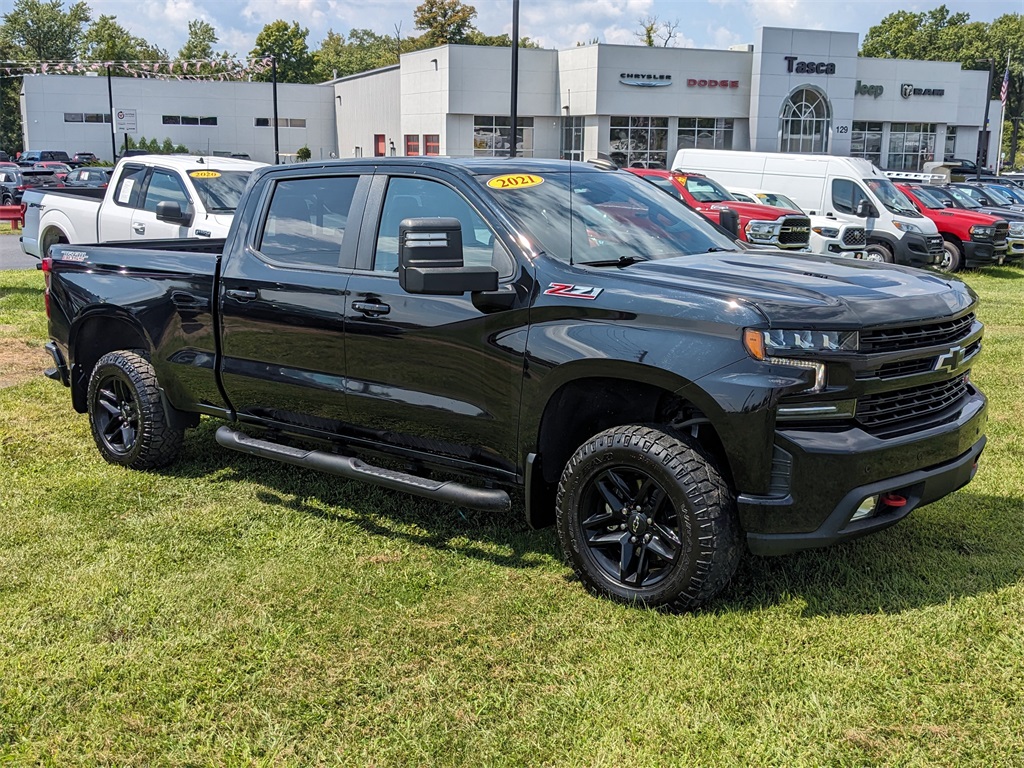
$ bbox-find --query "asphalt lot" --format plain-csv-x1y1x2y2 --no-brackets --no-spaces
0,233,38,270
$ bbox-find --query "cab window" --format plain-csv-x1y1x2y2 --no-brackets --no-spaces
113,164,147,208
832,179,870,215
142,169,190,213
258,176,359,269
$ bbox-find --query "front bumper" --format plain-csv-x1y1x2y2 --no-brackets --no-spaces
1006,235,1024,263
740,389,987,556
893,232,943,267
962,239,1006,268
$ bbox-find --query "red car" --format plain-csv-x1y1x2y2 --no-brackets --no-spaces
628,168,810,250
895,183,1007,271
33,161,72,181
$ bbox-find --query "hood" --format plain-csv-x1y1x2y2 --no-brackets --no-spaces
611,249,975,327
928,208,1005,226
974,205,1024,221
700,200,802,222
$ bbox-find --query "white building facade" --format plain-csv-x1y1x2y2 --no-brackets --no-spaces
21,27,999,171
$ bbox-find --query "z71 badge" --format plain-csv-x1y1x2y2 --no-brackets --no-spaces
544,283,603,300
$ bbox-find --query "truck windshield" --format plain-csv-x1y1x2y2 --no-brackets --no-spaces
680,174,734,203
864,178,920,216
479,170,739,264
187,170,253,212
939,186,981,209
909,186,947,209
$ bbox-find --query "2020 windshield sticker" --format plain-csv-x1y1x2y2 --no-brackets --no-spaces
487,174,544,190
544,283,603,300
189,170,222,179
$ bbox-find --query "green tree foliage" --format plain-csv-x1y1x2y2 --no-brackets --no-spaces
249,20,316,83
413,0,477,47
296,145,311,161
1,0,90,60
313,28,399,80
80,14,165,69
178,19,218,60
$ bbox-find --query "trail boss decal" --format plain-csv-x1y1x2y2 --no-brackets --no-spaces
487,174,544,190
544,283,603,300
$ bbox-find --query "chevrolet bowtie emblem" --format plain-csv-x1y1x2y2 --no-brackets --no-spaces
935,345,966,373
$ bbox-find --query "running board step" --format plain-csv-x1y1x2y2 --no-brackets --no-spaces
215,426,511,513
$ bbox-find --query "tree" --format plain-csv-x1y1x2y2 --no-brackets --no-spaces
80,15,165,69
634,15,680,47
1,0,90,60
178,19,218,61
249,20,316,83
413,0,477,47
313,28,399,81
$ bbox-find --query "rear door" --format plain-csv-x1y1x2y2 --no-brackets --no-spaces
342,167,531,474
218,169,370,432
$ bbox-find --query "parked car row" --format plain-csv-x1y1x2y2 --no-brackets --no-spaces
0,166,63,206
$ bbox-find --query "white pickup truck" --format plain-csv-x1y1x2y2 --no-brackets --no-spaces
20,155,265,259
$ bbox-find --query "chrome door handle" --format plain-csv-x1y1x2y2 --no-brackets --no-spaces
225,288,258,301
351,300,391,316
132,223,146,234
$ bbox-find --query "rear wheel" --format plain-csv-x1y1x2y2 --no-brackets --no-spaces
937,241,962,272
864,243,894,263
1,193,12,206
87,350,183,469
556,425,741,612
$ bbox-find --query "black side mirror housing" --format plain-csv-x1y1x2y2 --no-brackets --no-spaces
977,195,990,206
155,200,193,226
717,207,740,237
399,217,498,295
855,199,878,218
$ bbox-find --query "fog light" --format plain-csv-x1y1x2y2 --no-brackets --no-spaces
851,495,878,522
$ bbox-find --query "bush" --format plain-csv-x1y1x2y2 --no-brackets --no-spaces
296,145,311,161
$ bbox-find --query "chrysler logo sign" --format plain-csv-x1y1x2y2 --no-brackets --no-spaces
902,83,945,98
619,72,673,87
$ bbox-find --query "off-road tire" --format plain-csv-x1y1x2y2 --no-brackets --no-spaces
87,350,183,469
938,241,962,272
556,425,741,612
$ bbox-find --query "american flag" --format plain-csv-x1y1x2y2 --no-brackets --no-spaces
1001,67,1010,106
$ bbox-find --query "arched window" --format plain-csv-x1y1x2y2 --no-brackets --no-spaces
779,87,831,153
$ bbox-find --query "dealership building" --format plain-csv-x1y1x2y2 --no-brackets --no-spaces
21,26,998,171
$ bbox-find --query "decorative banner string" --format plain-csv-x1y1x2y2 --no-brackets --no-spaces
0,57,274,81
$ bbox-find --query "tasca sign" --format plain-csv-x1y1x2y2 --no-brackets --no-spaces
115,108,137,132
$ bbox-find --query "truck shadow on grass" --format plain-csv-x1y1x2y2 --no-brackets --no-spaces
167,426,1019,616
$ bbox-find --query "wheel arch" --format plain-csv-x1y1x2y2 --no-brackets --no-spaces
68,310,153,412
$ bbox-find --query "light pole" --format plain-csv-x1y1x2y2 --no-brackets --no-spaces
978,57,994,181
509,0,520,158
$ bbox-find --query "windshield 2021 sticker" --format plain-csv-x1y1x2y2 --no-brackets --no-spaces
544,283,602,300
487,174,544,190
189,170,222,179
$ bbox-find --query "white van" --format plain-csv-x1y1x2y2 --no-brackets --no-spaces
673,149,943,267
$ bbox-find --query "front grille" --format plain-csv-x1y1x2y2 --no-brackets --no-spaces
778,216,811,247
859,312,975,354
841,227,866,246
994,222,1009,246
926,235,944,257
856,374,970,429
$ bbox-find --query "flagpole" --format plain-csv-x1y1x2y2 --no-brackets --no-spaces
997,53,1010,175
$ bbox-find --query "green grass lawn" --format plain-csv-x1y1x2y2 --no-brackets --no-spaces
1,267,1023,766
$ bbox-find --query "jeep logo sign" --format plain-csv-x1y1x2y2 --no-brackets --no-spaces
901,83,945,98
855,81,884,98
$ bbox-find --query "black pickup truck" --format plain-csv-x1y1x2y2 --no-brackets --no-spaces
42,158,988,611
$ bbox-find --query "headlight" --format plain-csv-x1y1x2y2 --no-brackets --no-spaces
746,220,782,239
811,226,840,238
1009,222,1024,236
892,220,923,234
742,329,859,394
969,224,995,239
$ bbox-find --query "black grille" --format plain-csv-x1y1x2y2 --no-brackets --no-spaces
926,235,944,256
856,374,970,429
860,313,975,354
842,227,866,246
994,222,1009,246
778,216,811,247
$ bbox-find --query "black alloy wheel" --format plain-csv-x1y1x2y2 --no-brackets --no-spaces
93,374,141,457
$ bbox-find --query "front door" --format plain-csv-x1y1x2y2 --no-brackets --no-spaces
131,167,193,240
343,170,531,473
218,171,369,432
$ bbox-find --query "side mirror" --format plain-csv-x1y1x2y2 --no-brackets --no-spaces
399,217,498,295
855,199,878,218
155,200,193,226
717,207,740,237
976,195,990,206
942,200,954,207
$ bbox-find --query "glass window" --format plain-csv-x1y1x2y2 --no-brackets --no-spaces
677,117,733,151
851,121,883,166
561,115,584,161
887,123,937,171
200,116,218,126
473,116,534,157
424,135,440,155
374,177,510,276
289,118,306,128
188,170,256,212
142,169,189,213
63,113,84,122
608,116,669,169
405,135,420,156
181,116,199,126
258,176,359,269
162,115,181,125
113,164,147,208
780,88,831,153
831,179,870,215
255,118,271,127
944,127,958,160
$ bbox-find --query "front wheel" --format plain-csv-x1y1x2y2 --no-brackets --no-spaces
556,425,741,612
864,243,894,263
937,241,962,272
87,350,184,469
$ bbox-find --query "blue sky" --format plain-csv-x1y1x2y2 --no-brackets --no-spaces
29,0,1024,59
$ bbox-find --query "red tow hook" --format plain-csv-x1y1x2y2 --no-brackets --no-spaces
881,493,907,508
